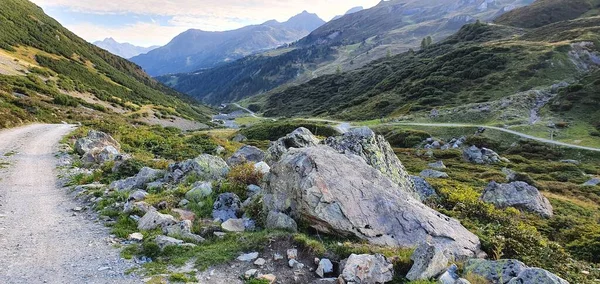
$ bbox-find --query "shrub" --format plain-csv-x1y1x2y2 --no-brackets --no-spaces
53,93,79,107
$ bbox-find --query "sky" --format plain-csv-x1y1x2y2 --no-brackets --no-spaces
30,0,381,47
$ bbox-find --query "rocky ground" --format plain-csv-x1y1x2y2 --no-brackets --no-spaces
0,124,138,284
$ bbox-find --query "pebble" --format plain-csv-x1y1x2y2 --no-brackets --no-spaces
254,258,266,266
273,253,284,261
72,206,83,212
98,266,111,271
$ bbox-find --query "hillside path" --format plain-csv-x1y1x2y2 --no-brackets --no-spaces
0,124,138,284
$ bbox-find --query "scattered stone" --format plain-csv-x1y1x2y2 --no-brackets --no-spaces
502,168,517,182
410,176,438,201
482,181,553,218
124,201,154,214
463,146,505,164
583,178,600,186
257,274,276,284
254,162,271,174
185,181,213,202
508,268,569,284
265,211,298,232
247,184,262,196
212,193,241,222
227,145,265,166
254,258,266,266
213,232,226,238
287,249,298,260
232,133,247,143
324,127,417,197
438,264,460,284
98,266,111,271
455,279,472,284
273,253,284,261
137,211,177,231
289,259,305,270
167,154,230,183
213,146,226,155
110,167,165,191
162,220,205,243
464,259,529,284
154,235,184,250
72,206,83,212
129,190,148,202
178,199,190,207
316,258,334,278
264,146,482,259
128,232,144,242
406,242,449,281
265,127,320,164
429,161,446,169
237,252,259,262
171,208,196,222
244,269,258,279
221,218,245,232
560,159,580,165
420,169,449,179
341,254,394,284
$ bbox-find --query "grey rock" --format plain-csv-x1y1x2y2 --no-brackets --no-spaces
212,193,241,222
154,235,183,250
455,279,472,284
232,133,247,142
162,220,205,243
289,259,304,270
265,211,297,232
96,146,120,164
75,130,120,155
411,176,438,201
502,168,517,182
341,254,394,284
254,258,266,266
254,161,271,174
129,190,148,202
264,146,482,260
560,159,580,165
124,201,154,214
167,154,230,183
420,169,449,179
429,161,446,169
316,258,334,278
406,243,449,281
438,264,460,284
137,211,177,231
244,269,259,279
237,252,259,262
146,181,164,191
110,167,165,191
227,145,265,166
287,249,298,260
247,184,262,196
185,181,212,202
221,218,245,232
324,127,417,197
463,146,504,164
482,181,553,218
465,259,528,284
507,268,569,284
265,127,320,164
583,178,600,186
214,146,226,155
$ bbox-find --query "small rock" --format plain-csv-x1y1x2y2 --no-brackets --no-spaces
289,259,304,270
482,181,553,218
406,242,449,281
254,162,271,174
438,264,460,284
420,169,449,179
247,184,262,196
287,249,298,260
221,218,245,232
72,207,83,212
98,267,111,271
213,232,226,238
583,178,600,187
410,176,438,201
317,258,334,278
128,232,144,242
254,258,266,266
154,235,184,250
227,145,265,166
171,208,196,222
185,182,213,203
237,252,259,262
129,190,148,202
137,211,177,231
212,193,241,222
273,253,284,261
341,254,394,284
428,161,446,170
244,269,258,279
265,211,298,232
258,274,276,284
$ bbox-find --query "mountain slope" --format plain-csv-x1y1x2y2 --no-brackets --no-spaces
0,0,212,129
495,0,600,28
131,11,325,76
93,38,158,59
160,0,531,106
331,6,364,21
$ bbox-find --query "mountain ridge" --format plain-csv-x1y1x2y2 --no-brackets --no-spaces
93,37,158,59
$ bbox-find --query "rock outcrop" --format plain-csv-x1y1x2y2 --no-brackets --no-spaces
341,254,394,284
263,146,483,259
465,259,568,284
481,181,553,218
227,145,265,166
407,242,449,281
75,130,120,155
463,146,505,164
324,127,416,197
265,127,320,165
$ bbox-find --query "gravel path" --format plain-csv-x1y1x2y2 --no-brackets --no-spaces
0,124,138,284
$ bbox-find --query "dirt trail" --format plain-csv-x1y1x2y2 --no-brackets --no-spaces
0,124,138,284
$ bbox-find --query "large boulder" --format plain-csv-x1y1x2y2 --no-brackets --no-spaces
81,145,120,164
265,127,320,164
324,127,417,197
167,154,230,183
465,259,568,284
75,130,121,155
406,242,449,281
341,254,394,284
481,181,553,218
227,145,265,166
263,146,483,259
110,167,165,191
463,146,505,164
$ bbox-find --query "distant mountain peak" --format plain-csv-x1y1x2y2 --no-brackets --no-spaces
93,38,158,59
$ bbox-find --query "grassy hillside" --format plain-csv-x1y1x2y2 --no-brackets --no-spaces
495,0,600,28
158,0,531,106
0,0,213,129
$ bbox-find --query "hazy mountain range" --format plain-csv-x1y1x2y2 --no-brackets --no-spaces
131,11,325,76
93,38,158,59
